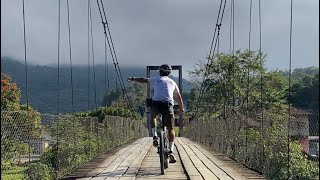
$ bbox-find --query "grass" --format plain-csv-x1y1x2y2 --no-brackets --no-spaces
1,165,28,180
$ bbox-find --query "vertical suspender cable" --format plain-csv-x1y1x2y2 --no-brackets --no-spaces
104,30,110,107
287,0,293,178
89,0,98,110
66,0,74,112
22,0,31,163
231,0,237,158
57,0,61,115
245,0,253,159
56,0,61,175
232,0,235,103
87,0,91,110
258,0,265,168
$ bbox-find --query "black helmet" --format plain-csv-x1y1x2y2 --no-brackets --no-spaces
158,64,172,76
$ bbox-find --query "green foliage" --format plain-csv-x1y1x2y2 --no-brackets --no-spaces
27,162,54,180
188,50,288,115
1,165,28,180
266,141,319,180
1,73,21,111
290,73,319,112
73,106,142,123
1,110,42,166
42,116,99,177
261,116,319,180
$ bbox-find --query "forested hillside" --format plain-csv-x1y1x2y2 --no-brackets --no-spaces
1,57,192,114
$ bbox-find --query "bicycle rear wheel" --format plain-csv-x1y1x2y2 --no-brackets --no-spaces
163,131,169,169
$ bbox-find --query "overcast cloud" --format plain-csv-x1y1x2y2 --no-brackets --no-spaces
1,0,319,79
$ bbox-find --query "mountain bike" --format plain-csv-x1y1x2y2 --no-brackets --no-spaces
157,115,169,175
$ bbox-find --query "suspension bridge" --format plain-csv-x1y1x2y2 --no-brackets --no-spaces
1,0,319,180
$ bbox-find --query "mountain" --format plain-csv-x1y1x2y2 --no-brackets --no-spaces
1,57,192,114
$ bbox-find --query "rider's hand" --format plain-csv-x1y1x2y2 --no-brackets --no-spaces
179,108,184,114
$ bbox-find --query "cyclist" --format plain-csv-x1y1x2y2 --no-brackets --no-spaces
127,64,184,163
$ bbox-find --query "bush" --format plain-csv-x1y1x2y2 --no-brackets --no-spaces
27,162,54,180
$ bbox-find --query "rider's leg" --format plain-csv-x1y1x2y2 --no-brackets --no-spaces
167,126,175,152
151,105,159,146
151,117,158,137
163,107,177,163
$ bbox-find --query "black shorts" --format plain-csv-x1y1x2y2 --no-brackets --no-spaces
151,101,175,129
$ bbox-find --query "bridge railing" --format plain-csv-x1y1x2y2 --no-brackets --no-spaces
184,108,319,179
1,111,148,179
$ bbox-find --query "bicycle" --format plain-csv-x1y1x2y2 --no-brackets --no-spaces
156,115,169,175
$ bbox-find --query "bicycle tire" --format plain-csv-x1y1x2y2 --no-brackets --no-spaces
159,131,165,175
163,131,169,169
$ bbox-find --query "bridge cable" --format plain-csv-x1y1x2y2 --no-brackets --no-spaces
87,0,91,110
245,0,253,162
287,0,293,178
56,0,61,175
66,0,75,112
57,0,61,115
194,0,227,117
22,0,31,163
258,0,265,167
194,0,225,114
229,0,237,159
89,0,98,110
104,28,110,107
96,0,133,110
98,0,131,109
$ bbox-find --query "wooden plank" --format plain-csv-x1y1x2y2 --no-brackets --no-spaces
87,138,146,178
176,138,218,180
174,138,203,179
180,138,233,179
136,141,188,180
119,139,152,179
93,140,144,179
181,137,266,180
177,138,232,180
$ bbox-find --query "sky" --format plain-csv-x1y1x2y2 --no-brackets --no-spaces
1,0,319,79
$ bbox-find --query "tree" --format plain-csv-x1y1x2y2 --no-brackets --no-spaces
188,50,288,117
1,73,42,165
1,73,21,111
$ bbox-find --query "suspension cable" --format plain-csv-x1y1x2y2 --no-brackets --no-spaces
258,0,265,167
87,0,91,110
66,0,74,112
100,0,130,108
287,0,293,178
56,0,61,175
22,0,31,163
57,0,61,115
96,0,133,110
194,0,227,116
245,0,253,160
104,31,110,107
89,0,98,110
22,0,29,112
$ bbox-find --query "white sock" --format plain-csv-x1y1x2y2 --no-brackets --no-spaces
152,128,157,137
169,142,174,152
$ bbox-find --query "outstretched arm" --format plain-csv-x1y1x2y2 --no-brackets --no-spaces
175,91,184,114
127,77,149,83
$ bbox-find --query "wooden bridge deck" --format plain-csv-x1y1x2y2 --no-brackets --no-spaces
62,137,266,180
